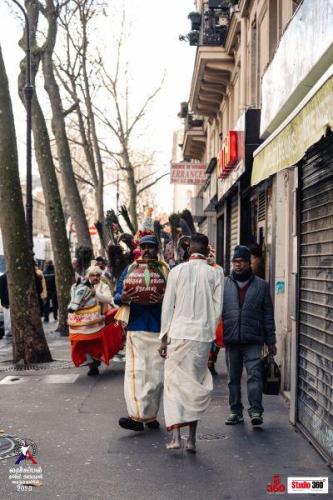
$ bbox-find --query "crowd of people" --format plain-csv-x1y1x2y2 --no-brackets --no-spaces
68,209,276,453
0,259,58,339
0,208,276,452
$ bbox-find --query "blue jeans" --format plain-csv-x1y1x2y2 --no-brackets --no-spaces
225,344,263,415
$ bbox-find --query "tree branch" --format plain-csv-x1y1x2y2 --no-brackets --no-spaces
137,172,169,195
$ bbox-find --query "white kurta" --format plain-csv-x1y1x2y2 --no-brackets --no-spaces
160,258,224,429
160,259,224,342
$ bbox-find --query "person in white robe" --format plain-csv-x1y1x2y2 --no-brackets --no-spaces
159,233,224,452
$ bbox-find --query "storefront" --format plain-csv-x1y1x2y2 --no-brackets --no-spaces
297,131,333,462
216,109,261,272
252,71,333,462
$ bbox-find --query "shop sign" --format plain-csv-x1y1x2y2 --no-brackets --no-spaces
252,73,333,186
218,131,243,178
170,162,207,185
218,160,245,200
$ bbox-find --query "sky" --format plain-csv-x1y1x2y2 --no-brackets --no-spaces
0,0,196,214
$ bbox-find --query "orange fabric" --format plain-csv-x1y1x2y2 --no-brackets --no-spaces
70,318,124,368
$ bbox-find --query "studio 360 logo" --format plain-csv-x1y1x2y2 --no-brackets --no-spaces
266,474,286,494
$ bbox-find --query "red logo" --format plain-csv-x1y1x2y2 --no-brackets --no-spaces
267,475,286,494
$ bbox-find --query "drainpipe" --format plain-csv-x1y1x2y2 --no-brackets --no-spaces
240,17,247,111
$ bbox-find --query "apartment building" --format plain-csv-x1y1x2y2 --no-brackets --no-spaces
179,0,333,462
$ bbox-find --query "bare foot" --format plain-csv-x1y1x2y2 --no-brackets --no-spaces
166,439,181,450
186,438,196,454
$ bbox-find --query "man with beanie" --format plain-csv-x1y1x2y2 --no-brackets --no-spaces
223,245,276,426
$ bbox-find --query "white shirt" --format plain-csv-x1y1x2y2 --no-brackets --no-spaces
160,258,224,342
94,282,114,306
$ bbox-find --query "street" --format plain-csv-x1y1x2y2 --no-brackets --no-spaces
0,325,330,500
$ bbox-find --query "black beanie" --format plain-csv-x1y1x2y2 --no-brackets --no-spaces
232,245,251,262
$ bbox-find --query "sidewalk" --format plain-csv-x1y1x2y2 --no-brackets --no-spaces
0,326,331,499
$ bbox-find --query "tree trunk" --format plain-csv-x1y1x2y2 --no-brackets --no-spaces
0,45,52,364
127,166,138,231
81,11,104,223
18,1,74,335
42,1,92,249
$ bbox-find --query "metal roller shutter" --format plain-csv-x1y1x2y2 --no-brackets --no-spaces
298,133,333,462
230,194,239,257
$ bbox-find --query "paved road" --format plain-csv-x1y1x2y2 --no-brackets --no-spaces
0,328,330,499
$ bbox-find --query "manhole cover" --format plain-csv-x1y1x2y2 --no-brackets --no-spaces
0,376,27,385
0,435,21,460
0,359,74,372
197,432,228,441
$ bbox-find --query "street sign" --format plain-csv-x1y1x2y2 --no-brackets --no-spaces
170,162,207,185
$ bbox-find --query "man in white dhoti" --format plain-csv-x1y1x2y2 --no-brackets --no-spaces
114,235,168,431
159,233,224,452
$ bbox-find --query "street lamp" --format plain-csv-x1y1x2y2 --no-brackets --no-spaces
11,0,34,250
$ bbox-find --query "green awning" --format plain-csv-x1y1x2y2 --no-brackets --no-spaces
251,74,333,186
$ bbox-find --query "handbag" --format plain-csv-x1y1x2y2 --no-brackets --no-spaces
262,355,281,395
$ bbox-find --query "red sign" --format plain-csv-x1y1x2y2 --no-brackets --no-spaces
170,162,207,185
266,475,286,494
89,225,97,236
218,131,240,178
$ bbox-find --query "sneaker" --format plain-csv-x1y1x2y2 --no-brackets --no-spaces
118,417,144,432
146,420,160,430
250,412,263,426
225,413,244,425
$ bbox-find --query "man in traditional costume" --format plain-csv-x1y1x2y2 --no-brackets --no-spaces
68,265,122,376
114,235,168,431
159,233,224,453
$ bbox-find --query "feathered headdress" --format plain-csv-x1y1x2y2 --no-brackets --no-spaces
181,209,196,235
119,205,136,235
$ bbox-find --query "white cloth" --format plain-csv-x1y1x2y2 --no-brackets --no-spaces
164,339,212,429
124,331,164,422
94,282,114,306
160,259,224,342
3,307,11,338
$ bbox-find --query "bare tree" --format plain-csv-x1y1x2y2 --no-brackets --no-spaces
0,44,52,364
40,0,92,249
56,0,106,227
57,2,168,232
94,47,168,230
18,0,73,334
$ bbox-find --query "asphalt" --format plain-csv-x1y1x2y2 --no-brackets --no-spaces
0,321,331,500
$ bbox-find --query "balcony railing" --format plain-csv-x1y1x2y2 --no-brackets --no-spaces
185,113,204,131
185,1,236,47
202,25,228,46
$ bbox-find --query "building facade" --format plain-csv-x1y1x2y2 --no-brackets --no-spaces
179,0,333,461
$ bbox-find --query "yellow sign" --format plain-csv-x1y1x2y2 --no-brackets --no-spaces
251,76,333,186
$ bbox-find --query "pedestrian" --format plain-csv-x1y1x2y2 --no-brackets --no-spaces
250,243,265,279
223,245,276,426
0,272,11,339
159,233,224,453
68,265,116,376
72,258,81,281
114,235,168,432
43,260,58,322
34,262,47,316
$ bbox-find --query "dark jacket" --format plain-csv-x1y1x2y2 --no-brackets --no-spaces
222,274,276,346
44,266,57,297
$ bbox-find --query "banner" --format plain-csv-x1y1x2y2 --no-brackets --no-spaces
170,162,207,185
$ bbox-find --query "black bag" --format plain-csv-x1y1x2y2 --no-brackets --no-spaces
262,355,281,395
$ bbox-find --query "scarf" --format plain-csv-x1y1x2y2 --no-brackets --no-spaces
232,268,253,283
